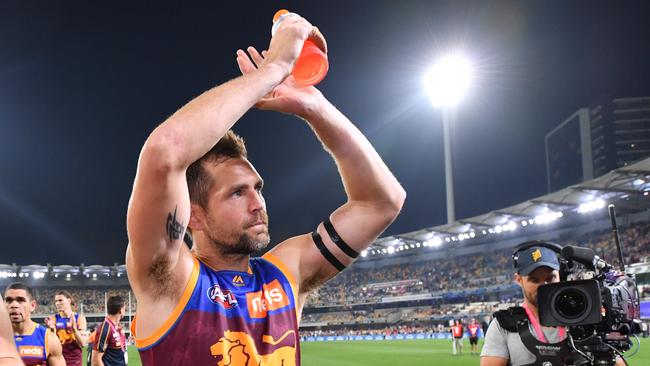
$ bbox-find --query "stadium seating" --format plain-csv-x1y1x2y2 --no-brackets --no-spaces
7,221,649,334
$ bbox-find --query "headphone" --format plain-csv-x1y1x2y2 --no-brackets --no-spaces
511,240,564,275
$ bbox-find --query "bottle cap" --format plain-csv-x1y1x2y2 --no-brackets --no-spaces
273,9,289,23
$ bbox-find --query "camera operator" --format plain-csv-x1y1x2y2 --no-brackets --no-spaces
480,245,624,366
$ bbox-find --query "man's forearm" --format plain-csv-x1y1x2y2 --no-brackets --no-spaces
304,99,405,207
91,353,104,366
143,64,287,171
72,327,86,347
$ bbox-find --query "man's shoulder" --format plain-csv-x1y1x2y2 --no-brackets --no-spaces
493,306,526,333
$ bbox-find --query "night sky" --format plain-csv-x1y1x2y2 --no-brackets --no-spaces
1,1,649,265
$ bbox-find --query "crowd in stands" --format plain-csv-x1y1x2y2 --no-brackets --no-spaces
306,222,650,307
31,287,134,316
302,301,516,326
8,221,649,326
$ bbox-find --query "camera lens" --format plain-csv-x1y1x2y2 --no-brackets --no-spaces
555,289,587,319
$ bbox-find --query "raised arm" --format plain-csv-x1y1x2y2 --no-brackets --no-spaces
125,15,321,299
280,97,405,296
236,47,405,303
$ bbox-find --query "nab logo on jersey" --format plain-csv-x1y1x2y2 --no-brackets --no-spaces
246,279,290,318
232,275,245,286
207,285,238,309
18,346,44,357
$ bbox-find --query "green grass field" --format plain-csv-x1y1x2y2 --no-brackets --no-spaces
87,338,650,365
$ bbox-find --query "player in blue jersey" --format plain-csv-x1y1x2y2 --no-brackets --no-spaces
4,283,64,366
126,12,405,366
0,298,22,366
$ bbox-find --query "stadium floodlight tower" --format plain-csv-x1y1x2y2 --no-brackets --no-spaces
423,54,472,224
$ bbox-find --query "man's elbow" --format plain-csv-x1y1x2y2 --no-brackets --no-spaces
140,127,187,174
383,185,406,217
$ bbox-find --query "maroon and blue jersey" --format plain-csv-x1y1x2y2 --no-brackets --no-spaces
54,312,82,365
14,323,48,366
94,317,126,366
133,253,300,365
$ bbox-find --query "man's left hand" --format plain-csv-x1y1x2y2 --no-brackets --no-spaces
236,46,324,119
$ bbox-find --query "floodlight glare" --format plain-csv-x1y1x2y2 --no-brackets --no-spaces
424,54,472,108
361,250,368,257
578,199,605,214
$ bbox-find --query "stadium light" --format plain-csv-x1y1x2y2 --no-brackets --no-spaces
578,199,605,214
423,53,472,225
361,250,368,258
423,54,472,108
387,246,395,254
534,211,561,225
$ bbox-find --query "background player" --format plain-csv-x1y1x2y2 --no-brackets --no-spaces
4,283,64,366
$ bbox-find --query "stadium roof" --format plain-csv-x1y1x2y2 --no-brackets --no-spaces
366,157,650,256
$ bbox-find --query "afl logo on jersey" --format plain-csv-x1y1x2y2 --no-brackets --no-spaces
207,285,238,309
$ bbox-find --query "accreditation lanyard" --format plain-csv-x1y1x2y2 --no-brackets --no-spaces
522,303,566,343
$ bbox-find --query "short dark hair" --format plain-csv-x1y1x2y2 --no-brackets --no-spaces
186,130,247,207
106,295,125,315
5,283,35,301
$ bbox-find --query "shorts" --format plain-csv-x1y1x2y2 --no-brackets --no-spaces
469,337,478,345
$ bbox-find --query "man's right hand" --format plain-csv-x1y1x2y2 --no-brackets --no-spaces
262,14,327,78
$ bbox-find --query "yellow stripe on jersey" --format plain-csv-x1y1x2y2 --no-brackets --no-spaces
261,252,299,321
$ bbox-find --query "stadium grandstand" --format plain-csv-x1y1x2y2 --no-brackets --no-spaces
2,158,650,342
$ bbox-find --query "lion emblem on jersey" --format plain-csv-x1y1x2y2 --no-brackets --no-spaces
210,330,296,366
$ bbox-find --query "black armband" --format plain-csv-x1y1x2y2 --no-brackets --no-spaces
311,231,346,272
323,219,359,258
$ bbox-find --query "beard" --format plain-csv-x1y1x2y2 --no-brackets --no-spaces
204,212,270,256
524,288,537,307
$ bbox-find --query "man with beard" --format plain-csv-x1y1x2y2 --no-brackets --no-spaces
4,283,64,366
480,245,622,366
481,245,564,366
126,13,405,366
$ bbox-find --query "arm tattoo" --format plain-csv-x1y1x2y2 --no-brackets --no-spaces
166,206,184,242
